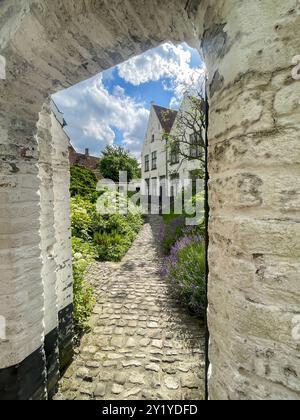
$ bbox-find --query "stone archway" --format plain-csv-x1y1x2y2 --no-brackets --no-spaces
0,0,300,400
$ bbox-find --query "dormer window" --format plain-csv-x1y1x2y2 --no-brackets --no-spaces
151,134,155,143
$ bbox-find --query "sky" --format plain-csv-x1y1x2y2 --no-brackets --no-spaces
53,42,204,160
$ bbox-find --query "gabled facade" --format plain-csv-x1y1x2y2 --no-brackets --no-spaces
141,103,177,195
141,98,204,197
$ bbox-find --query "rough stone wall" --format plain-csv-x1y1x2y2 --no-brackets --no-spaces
0,0,300,400
199,0,300,400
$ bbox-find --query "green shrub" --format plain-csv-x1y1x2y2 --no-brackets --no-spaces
94,230,131,261
71,191,143,261
71,196,94,239
93,202,143,262
70,165,98,198
72,237,96,333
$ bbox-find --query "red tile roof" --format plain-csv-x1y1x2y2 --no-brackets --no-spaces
69,146,101,176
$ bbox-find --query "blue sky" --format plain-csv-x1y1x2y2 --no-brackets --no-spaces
53,43,203,160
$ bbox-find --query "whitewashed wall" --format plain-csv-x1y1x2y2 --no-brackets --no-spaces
141,104,167,195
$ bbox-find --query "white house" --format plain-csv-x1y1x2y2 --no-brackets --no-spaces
141,98,204,198
141,102,177,196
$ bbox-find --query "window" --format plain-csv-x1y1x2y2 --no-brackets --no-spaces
190,133,202,158
170,144,180,165
151,134,155,143
145,154,149,172
152,151,157,170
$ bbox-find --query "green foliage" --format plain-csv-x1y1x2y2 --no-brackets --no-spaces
72,237,96,333
94,230,131,262
99,146,141,183
71,196,95,239
70,165,98,198
93,194,143,261
71,191,143,262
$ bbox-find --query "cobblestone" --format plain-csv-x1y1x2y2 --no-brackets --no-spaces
54,216,205,400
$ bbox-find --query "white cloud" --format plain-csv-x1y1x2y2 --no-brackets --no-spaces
83,117,115,145
52,42,203,159
118,43,205,107
53,75,149,158
113,85,125,97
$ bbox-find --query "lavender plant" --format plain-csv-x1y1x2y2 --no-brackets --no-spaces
161,234,206,317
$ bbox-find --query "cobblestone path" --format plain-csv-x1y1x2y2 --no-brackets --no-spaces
54,216,205,400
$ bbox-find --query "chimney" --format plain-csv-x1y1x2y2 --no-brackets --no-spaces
85,148,89,156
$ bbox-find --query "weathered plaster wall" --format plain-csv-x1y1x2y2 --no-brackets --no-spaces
198,0,300,400
51,112,74,372
0,0,299,400
37,104,73,396
37,103,60,398
141,105,167,188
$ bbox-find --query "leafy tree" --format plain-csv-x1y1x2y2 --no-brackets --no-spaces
99,146,141,183
70,165,97,197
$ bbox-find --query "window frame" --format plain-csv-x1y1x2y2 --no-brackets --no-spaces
144,154,150,172
170,144,180,165
190,133,203,159
151,151,157,170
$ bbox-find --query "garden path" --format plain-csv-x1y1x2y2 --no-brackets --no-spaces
54,216,205,400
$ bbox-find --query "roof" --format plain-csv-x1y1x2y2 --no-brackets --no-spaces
153,104,178,133
69,146,100,172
